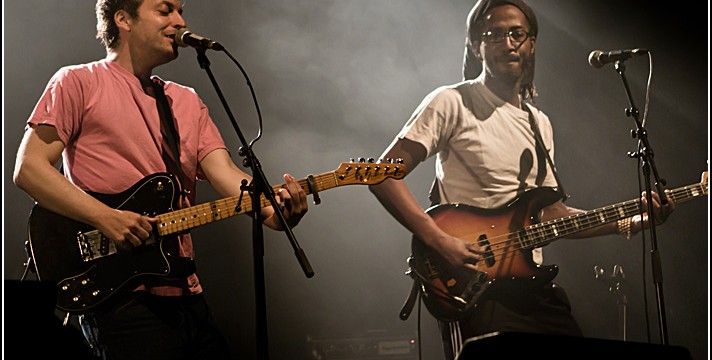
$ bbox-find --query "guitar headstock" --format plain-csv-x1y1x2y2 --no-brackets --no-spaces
333,158,407,186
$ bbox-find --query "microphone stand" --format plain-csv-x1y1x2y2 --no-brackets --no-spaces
613,60,669,345
192,48,314,360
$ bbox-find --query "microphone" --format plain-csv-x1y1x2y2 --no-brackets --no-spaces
175,28,224,51
588,48,648,68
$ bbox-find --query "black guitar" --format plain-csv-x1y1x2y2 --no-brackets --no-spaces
28,161,406,314
409,171,708,322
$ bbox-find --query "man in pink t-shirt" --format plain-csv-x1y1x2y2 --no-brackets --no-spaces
13,1,309,358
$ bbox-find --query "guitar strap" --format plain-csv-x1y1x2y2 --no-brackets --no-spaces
523,103,569,202
151,78,189,204
400,260,421,321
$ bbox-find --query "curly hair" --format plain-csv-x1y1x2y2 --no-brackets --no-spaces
95,0,143,50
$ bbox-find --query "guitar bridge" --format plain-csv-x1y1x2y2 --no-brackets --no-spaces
78,230,158,262
461,270,492,310
77,230,118,261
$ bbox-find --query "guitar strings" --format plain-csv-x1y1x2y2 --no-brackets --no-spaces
156,172,338,234
465,182,706,267
155,164,405,235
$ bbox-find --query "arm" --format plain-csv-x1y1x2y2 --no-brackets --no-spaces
198,149,308,231
368,138,482,270
13,125,153,250
540,191,675,239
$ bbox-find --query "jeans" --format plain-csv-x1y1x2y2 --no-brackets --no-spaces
79,291,231,360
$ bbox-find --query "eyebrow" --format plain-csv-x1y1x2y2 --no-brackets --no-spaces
160,0,183,15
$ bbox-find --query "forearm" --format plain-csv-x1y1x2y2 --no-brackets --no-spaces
540,201,659,240
200,149,307,231
539,201,619,239
14,159,113,228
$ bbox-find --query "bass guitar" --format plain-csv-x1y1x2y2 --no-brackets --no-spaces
409,171,708,322
28,160,406,314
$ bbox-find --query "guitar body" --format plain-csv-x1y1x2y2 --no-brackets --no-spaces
27,173,195,314
411,187,563,322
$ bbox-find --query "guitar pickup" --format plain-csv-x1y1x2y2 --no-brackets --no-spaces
478,234,495,267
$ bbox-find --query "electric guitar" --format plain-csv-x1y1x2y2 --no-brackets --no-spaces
409,171,708,322
28,160,406,314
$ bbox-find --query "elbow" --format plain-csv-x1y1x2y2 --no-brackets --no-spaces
368,183,382,196
13,160,41,194
13,162,26,188
13,163,31,192
369,177,397,196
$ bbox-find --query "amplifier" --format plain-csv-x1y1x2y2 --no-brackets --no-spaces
307,334,417,360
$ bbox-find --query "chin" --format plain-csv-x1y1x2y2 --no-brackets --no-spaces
162,47,180,61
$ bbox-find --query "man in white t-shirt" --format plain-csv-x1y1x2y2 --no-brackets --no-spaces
369,1,674,359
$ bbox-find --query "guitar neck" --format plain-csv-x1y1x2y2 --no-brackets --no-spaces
155,161,406,235
156,172,337,235
519,180,708,249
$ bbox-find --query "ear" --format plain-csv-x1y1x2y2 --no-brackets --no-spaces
529,36,536,54
469,40,483,60
114,9,132,32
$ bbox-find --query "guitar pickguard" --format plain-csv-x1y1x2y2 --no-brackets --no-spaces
28,173,192,313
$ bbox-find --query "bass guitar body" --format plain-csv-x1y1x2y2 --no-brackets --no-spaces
410,188,563,322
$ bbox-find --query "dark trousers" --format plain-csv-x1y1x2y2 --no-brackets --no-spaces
439,282,582,360
79,291,231,360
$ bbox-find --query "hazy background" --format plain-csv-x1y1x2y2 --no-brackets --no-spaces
3,1,708,359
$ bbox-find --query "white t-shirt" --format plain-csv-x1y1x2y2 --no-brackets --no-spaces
399,77,558,208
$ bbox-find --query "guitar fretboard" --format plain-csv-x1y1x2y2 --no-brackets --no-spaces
517,181,708,249
156,172,337,235
155,162,405,235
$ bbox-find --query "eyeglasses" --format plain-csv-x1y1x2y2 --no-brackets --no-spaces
481,28,530,45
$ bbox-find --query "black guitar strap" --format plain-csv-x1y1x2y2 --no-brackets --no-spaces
151,78,188,204
523,103,569,202
400,262,421,321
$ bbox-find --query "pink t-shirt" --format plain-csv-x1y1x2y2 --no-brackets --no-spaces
28,58,227,296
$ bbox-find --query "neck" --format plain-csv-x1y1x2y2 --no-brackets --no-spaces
482,72,522,108
488,83,521,108
107,49,153,84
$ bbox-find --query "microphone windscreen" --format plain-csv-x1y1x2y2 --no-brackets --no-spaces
588,50,603,68
174,28,192,48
